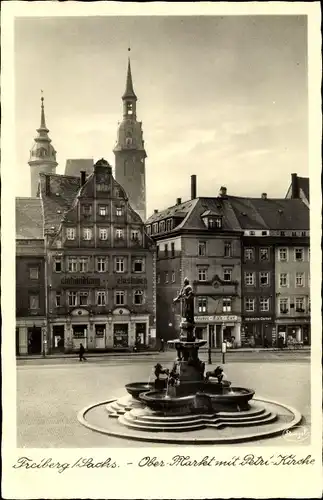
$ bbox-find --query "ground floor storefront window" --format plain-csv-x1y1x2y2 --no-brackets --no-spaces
113,324,129,348
277,324,310,346
242,322,275,347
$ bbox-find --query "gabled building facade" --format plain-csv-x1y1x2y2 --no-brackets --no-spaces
145,179,243,347
39,158,156,353
285,172,310,208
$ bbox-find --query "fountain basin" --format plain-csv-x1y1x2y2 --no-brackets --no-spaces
125,383,155,400
202,380,232,394
198,387,255,412
140,390,196,413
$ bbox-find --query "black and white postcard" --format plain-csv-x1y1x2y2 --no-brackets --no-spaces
1,1,322,498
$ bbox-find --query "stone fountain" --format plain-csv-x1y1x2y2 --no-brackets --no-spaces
78,278,303,444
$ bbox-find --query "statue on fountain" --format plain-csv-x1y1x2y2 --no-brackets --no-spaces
173,277,195,342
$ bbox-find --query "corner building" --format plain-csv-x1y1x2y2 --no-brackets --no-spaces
40,159,156,352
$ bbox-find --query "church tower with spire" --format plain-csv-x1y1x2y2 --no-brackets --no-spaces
28,94,58,197
113,56,147,221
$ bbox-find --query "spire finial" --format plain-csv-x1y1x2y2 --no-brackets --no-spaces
40,90,47,129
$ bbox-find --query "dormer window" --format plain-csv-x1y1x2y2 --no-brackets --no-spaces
209,217,222,229
159,221,165,232
152,223,158,234
166,219,172,231
146,225,151,235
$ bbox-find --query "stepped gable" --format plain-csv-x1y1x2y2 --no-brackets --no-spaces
16,197,44,239
228,196,309,231
39,172,80,234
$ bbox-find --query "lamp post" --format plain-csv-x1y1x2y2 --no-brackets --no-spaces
208,325,212,365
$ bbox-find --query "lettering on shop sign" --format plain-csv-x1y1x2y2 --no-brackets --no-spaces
61,276,100,286
116,277,147,285
195,315,238,323
244,317,272,322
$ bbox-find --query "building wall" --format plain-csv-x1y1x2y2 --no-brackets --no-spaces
241,238,276,346
275,241,310,344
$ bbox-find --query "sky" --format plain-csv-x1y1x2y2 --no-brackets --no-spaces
14,15,308,216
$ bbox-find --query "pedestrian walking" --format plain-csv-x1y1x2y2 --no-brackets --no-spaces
79,343,87,362
160,338,165,352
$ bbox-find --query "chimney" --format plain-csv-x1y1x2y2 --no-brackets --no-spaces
45,175,50,196
176,198,182,205
261,193,267,200
291,173,299,199
80,171,86,186
219,186,227,197
191,175,197,200
154,209,158,214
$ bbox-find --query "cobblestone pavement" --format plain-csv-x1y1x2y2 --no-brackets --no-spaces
17,354,311,448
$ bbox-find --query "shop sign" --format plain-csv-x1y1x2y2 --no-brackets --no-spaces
150,328,156,338
194,315,238,323
61,276,100,286
117,276,147,286
244,317,273,322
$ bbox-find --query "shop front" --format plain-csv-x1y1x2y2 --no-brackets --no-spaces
194,315,241,348
16,318,47,355
242,316,275,347
276,317,311,346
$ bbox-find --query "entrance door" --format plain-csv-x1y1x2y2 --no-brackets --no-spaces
209,325,215,348
113,324,129,348
27,326,42,354
53,325,65,352
95,325,105,349
135,323,146,348
72,324,87,350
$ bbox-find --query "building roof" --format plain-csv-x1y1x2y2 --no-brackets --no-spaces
39,173,81,234
64,158,94,177
16,197,44,239
146,195,309,234
297,176,310,202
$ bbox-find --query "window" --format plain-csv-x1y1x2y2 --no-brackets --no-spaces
208,217,222,229
66,228,76,240
278,248,288,261
245,272,255,286
68,291,77,307
83,228,92,240
166,219,172,231
223,268,232,282
146,225,151,235
82,204,92,216
79,291,89,306
198,241,206,257
159,221,165,232
55,292,62,307
295,297,305,312
133,259,144,273
171,242,175,257
96,291,106,306
171,272,176,283
99,228,108,241
295,248,304,262
279,298,289,314
164,244,168,257
198,297,207,313
245,298,255,312
244,248,254,261
131,230,140,241
259,272,269,286
260,248,269,261
198,268,207,281
68,257,77,272
133,290,144,305
223,297,231,312
260,297,270,312
54,257,62,273
29,267,39,280
224,241,232,257
279,273,288,287
99,205,108,216
116,207,122,217
157,274,160,284
115,257,125,273
116,229,124,240
96,183,109,192
79,258,88,273
165,272,169,283
296,272,304,287
152,223,158,234
29,294,39,310
115,290,125,306
97,257,107,273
